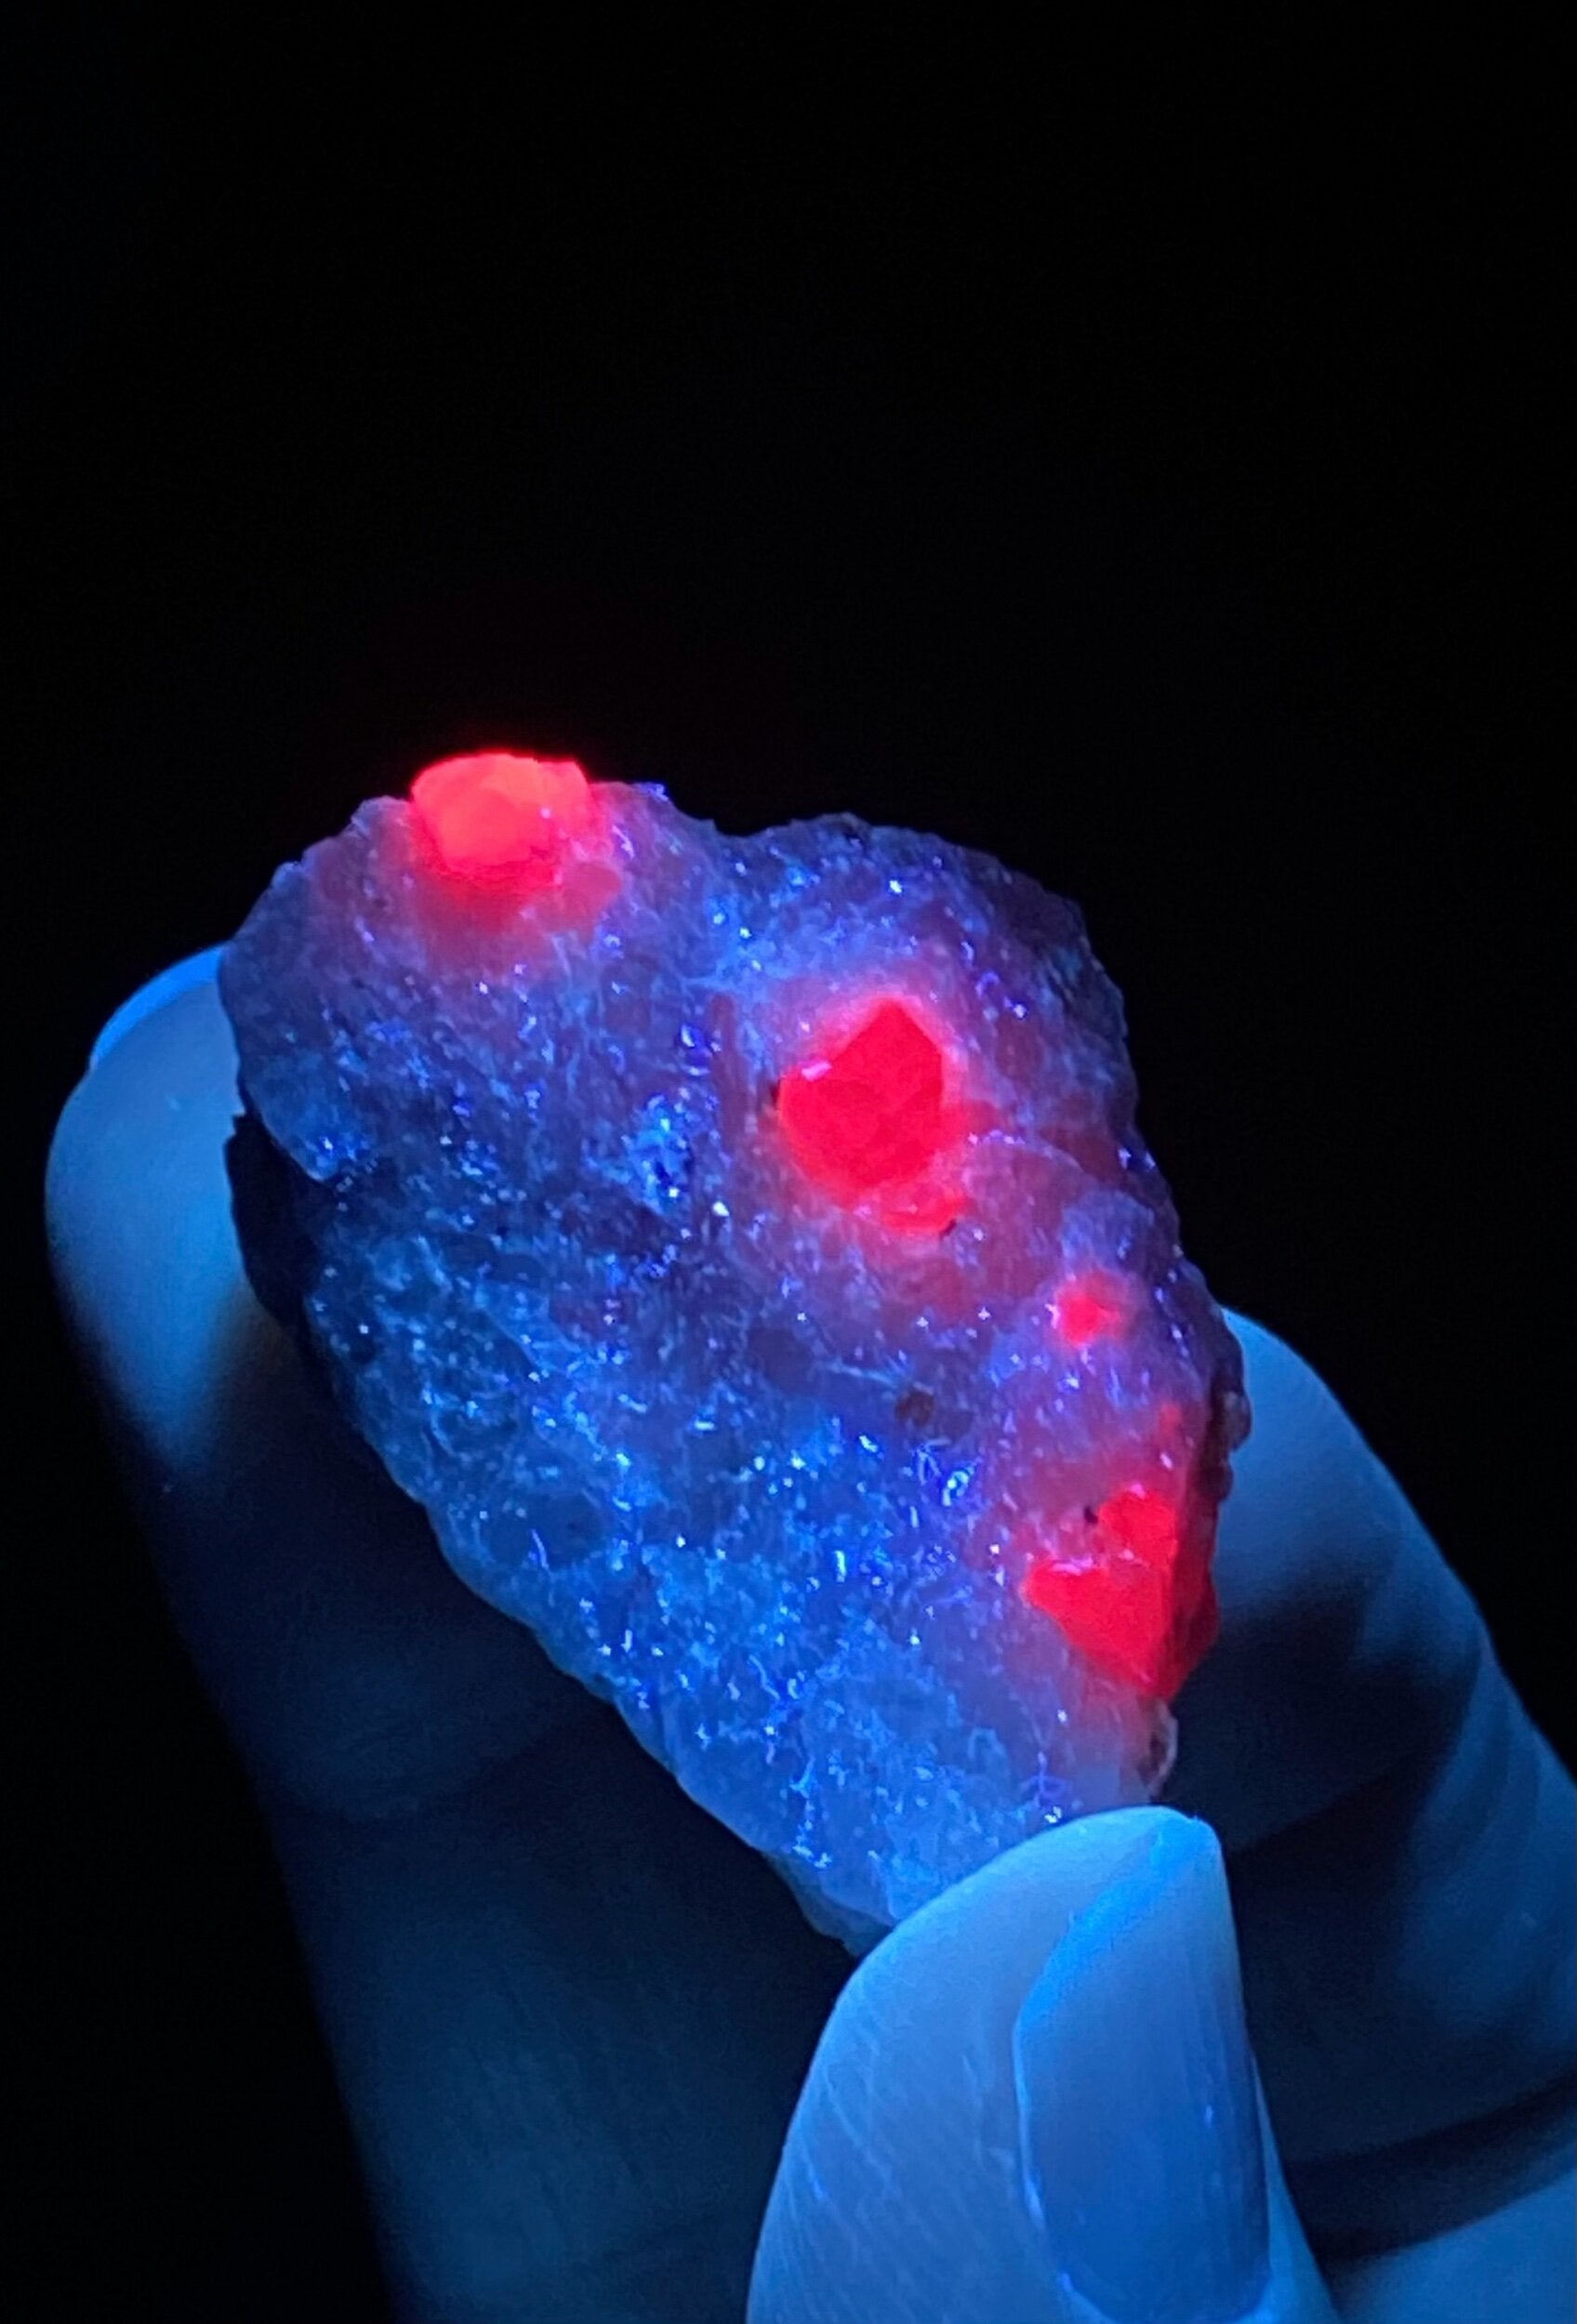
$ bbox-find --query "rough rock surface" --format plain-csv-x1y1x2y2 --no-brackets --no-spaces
220,757,1246,1945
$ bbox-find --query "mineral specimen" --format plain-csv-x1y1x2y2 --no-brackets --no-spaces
220,752,1246,1946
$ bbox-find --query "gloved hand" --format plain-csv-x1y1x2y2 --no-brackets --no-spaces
47,952,1575,2323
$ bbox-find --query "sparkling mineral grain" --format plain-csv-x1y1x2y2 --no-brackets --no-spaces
220,753,1247,1946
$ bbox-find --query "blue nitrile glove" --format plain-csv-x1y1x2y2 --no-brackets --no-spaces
47,953,1575,2324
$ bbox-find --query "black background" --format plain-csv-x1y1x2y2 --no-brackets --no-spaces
10,20,1565,2318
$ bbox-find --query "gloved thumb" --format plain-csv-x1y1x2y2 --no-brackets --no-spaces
749,1806,1337,2324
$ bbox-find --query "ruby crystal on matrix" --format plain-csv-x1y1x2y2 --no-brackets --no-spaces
220,752,1247,1946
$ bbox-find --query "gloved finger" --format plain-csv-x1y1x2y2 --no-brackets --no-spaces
47,957,847,2322
1169,1322,1575,2250
750,1806,1337,2324
1326,2172,1574,2324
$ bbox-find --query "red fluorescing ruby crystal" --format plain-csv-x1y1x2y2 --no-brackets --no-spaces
1022,1484,1218,1699
411,752,593,886
1051,1268,1133,1349
778,999,949,1200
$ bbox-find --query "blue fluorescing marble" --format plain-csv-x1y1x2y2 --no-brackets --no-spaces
220,775,1246,1946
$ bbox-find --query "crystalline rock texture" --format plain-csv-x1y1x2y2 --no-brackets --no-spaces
220,753,1247,1947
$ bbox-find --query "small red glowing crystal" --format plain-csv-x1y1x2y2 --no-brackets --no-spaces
1022,1484,1218,1699
411,752,592,886
1051,1269,1133,1349
778,999,950,1205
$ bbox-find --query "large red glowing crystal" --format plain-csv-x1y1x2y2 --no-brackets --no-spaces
778,999,949,1203
411,752,592,886
1022,1485,1218,1699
